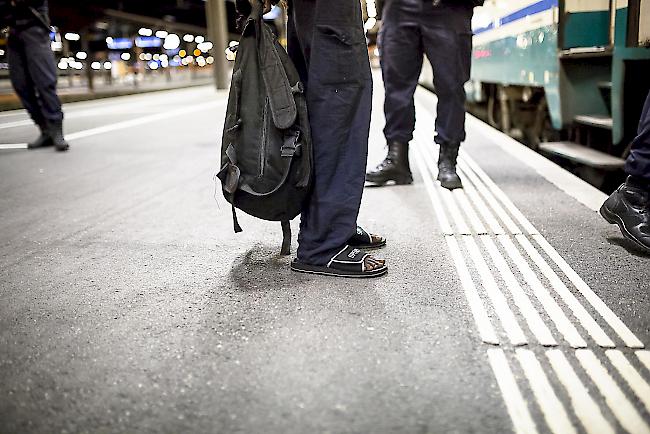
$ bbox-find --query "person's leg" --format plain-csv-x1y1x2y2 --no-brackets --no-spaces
365,9,423,185
23,26,69,151
625,91,650,185
421,4,473,189
380,22,424,145
600,91,650,253
289,0,379,269
7,29,51,148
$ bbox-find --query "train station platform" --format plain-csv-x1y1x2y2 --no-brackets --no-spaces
1,76,649,433
0,73,213,111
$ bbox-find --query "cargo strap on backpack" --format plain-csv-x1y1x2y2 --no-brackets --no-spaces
281,221,291,256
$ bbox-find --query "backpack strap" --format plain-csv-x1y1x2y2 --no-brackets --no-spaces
280,220,291,256
259,24,297,130
231,203,243,233
223,144,243,234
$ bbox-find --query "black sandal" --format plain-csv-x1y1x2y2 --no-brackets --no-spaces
291,245,388,278
348,226,386,249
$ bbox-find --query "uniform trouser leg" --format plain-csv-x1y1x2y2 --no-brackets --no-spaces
625,91,650,183
8,29,47,127
420,9,472,146
9,26,63,126
288,0,373,266
380,22,424,144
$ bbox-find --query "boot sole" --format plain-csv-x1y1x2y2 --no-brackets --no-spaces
600,204,650,253
27,142,54,150
437,175,463,190
365,177,413,186
291,260,388,278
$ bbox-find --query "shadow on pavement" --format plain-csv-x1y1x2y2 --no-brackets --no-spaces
228,245,296,292
606,236,650,258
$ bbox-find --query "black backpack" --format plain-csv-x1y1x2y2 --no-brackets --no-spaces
217,4,312,255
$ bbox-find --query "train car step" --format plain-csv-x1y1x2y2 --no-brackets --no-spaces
574,115,613,130
538,141,625,170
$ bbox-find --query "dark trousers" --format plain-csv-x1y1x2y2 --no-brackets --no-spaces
8,25,63,127
625,91,650,183
287,0,373,265
380,1,472,146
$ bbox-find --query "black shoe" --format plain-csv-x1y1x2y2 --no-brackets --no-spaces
365,141,413,186
27,125,53,149
600,176,650,253
49,119,70,152
437,142,462,190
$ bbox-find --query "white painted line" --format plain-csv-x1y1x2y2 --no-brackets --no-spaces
457,160,522,234
457,166,506,234
412,146,453,235
480,236,557,347
487,349,539,434
460,154,539,235
0,111,25,119
447,236,500,345
637,351,650,373
414,137,498,344
0,102,186,131
516,235,615,348
463,236,528,346
498,235,587,348
463,112,608,212
65,100,225,142
576,349,650,434
606,350,650,414
415,117,520,235
437,184,472,235
453,189,488,234
443,119,642,348
413,143,497,343
546,350,615,434
0,84,217,124
0,143,28,150
461,143,644,348
534,235,644,349
516,349,577,434
0,119,34,130
414,135,471,235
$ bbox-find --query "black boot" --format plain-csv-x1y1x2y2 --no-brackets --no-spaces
27,124,53,149
49,119,70,152
437,142,462,190
365,141,413,186
600,176,650,253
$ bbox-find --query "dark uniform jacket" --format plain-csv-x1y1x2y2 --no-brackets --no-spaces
0,0,50,30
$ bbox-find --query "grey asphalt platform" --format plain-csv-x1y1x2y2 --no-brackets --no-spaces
0,76,648,434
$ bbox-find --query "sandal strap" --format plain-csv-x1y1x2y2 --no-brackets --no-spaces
349,226,374,245
327,245,370,273
356,226,373,243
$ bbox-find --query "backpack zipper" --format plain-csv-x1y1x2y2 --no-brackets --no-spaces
259,97,269,178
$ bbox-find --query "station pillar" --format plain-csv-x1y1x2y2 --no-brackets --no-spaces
206,0,229,89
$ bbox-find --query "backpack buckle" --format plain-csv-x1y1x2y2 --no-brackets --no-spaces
281,131,301,158
291,82,304,94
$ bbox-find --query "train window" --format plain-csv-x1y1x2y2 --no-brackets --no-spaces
561,0,611,49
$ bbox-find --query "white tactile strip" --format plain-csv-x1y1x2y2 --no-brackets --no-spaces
411,104,650,434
